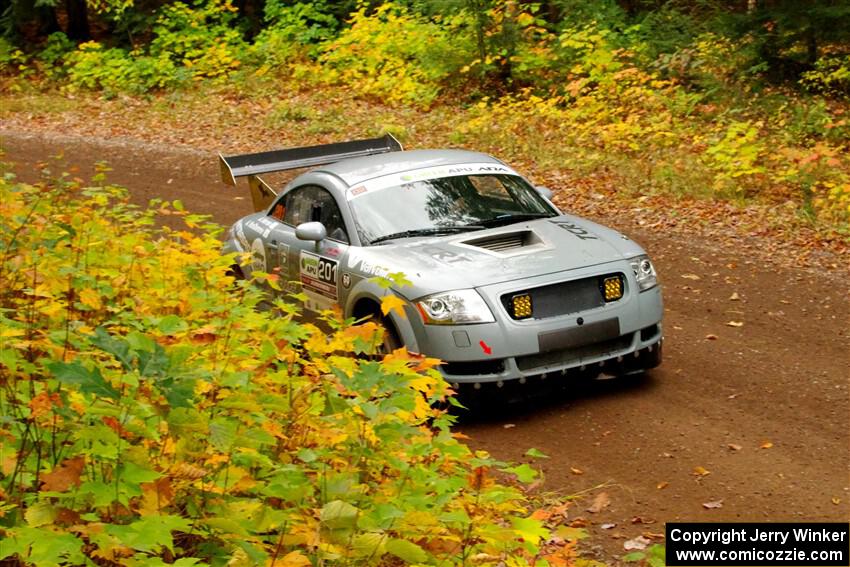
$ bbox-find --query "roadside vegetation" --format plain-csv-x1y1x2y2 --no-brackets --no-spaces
0,167,607,565
1,0,849,237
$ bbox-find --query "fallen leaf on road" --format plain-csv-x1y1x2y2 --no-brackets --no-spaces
570,517,588,528
728,393,740,399
601,523,616,530
729,292,740,301
503,423,516,429
705,334,718,340
780,299,791,304
624,536,651,551
631,516,655,524
657,481,669,490
761,441,773,449
586,492,611,513
725,321,744,327
643,532,665,540
728,443,743,451
570,467,584,475
703,500,724,509
681,274,701,280
832,498,841,505
693,466,711,477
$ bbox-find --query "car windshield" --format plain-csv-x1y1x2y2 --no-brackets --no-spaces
350,173,557,245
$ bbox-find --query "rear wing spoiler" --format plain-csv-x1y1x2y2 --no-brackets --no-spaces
219,134,403,211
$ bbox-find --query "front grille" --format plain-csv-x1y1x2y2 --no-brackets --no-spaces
500,273,625,320
516,335,632,372
442,359,506,376
462,230,535,252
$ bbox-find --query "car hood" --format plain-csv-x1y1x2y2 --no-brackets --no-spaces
344,214,647,298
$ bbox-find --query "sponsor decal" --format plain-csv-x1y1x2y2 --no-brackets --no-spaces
346,253,391,278
550,219,599,240
422,246,472,264
246,220,272,238
325,246,341,258
341,273,352,289
400,165,511,182
348,162,521,199
300,251,338,300
250,238,266,273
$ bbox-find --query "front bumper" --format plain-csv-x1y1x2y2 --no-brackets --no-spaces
406,262,664,384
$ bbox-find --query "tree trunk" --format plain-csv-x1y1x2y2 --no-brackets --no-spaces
805,26,818,65
65,0,90,41
38,5,61,36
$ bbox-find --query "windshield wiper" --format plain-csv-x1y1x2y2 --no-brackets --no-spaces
477,212,552,228
370,225,484,245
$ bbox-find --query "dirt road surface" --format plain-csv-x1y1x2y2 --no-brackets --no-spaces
4,129,849,562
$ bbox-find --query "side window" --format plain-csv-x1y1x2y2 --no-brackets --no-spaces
277,185,349,244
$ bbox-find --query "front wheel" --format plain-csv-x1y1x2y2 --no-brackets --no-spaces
374,316,402,356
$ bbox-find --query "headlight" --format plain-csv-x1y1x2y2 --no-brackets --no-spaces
416,289,495,325
630,255,658,292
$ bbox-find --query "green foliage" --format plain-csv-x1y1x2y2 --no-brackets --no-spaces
317,2,470,106
0,38,27,74
0,167,563,565
149,0,245,80
623,543,666,567
703,120,767,196
251,2,337,71
65,41,180,94
801,53,850,97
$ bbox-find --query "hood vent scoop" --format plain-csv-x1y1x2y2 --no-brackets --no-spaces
461,230,542,253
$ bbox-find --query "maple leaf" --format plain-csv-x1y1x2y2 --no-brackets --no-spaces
29,391,62,419
276,551,312,567
139,477,174,516
79,288,102,310
40,456,85,492
380,294,407,319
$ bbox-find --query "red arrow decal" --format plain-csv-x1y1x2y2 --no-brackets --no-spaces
479,340,492,355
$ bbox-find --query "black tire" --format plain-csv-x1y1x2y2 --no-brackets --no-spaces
375,316,402,355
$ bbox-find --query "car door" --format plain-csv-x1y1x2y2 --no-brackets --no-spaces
276,185,351,312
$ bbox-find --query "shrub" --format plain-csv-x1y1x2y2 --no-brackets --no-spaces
149,0,245,80
318,2,470,107
0,167,563,565
65,41,180,94
800,53,850,97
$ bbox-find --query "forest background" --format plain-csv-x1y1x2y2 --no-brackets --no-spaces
2,0,850,237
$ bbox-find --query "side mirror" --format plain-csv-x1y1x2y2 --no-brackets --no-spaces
295,221,327,242
536,186,554,200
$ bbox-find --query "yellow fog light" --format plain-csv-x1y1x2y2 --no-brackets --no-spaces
511,294,533,319
603,276,623,302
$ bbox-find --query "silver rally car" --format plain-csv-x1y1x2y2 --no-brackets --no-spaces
220,135,663,387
